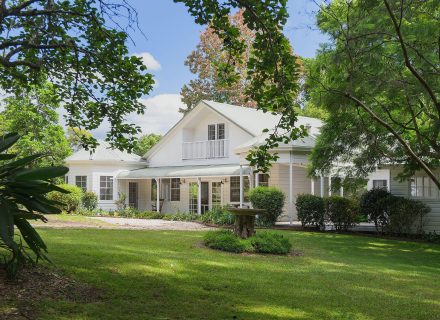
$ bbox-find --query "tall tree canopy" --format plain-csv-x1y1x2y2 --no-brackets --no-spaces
67,127,93,152
176,0,303,172
133,133,162,157
180,10,256,114
0,0,154,151
306,0,440,187
0,84,71,167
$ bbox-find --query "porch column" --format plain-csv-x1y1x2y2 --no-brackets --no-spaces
340,177,344,197
311,177,315,195
239,165,244,208
320,174,324,197
328,175,332,196
255,170,259,187
197,177,201,215
156,178,160,213
289,161,293,225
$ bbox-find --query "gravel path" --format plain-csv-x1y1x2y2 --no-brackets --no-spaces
90,217,214,231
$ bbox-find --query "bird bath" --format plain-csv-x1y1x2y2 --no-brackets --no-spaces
227,208,266,239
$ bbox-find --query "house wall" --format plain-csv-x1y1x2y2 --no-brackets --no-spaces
367,169,390,191
147,107,254,167
389,167,440,232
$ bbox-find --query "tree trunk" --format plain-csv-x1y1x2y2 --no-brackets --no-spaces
234,214,256,239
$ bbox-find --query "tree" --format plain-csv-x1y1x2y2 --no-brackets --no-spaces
67,127,93,152
180,10,257,114
0,0,154,151
0,84,71,167
306,0,440,187
176,0,303,172
133,133,162,157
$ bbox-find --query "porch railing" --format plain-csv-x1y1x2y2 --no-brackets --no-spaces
182,139,228,160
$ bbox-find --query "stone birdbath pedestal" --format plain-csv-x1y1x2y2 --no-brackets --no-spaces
227,208,266,239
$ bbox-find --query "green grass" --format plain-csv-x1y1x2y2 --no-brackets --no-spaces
32,214,112,226
11,229,440,319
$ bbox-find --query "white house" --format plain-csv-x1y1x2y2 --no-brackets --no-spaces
64,100,440,230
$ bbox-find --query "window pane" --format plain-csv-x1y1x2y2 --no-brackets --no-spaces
230,176,249,202
416,177,424,197
208,124,216,140
99,176,113,200
217,123,225,140
170,178,180,201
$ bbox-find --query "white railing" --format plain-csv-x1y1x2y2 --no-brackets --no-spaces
182,139,228,160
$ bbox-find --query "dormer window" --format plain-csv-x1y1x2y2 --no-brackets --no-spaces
208,123,225,140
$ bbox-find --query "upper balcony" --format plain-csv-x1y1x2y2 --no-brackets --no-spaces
182,139,229,160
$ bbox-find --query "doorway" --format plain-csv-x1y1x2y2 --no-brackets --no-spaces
128,182,138,209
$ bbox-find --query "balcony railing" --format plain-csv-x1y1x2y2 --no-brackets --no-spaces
182,139,228,160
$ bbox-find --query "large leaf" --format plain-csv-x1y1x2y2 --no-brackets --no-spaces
13,194,61,214
0,133,19,153
14,217,49,262
0,154,43,176
0,153,17,160
13,166,69,181
0,202,17,251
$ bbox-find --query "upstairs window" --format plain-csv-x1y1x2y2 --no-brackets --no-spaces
208,123,225,140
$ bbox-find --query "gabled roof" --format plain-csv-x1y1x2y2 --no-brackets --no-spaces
66,140,141,163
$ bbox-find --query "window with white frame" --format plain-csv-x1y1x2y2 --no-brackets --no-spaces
75,176,87,192
99,176,113,200
64,175,69,184
230,176,250,202
171,178,180,201
189,182,198,214
212,182,222,208
372,179,387,190
208,123,225,140
410,176,438,198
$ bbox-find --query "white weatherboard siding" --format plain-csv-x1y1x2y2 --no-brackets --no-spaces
389,167,440,232
367,169,390,191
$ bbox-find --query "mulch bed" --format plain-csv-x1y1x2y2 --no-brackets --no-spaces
0,266,103,320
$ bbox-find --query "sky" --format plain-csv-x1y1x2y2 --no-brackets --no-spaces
91,0,329,138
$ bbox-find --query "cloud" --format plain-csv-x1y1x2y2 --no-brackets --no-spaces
133,52,161,71
132,94,184,135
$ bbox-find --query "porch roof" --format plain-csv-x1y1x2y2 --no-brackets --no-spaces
117,164,251,179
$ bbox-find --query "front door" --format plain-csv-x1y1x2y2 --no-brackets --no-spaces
201,182,209,214
128,182,138,209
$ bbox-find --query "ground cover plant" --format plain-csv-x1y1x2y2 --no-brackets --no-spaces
1,228,439,319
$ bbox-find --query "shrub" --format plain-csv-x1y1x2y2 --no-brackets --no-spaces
250,232,292,254
360,188,391,232
249,186,286,227
296,194,325,229
423,231,440,244
115,192,127,211
204,230,248,253
325,196,359,231
378,196,429,235
47,184,83,213
136,211,164,219
82,191,98,210
199,207,234,225
162,212,198,221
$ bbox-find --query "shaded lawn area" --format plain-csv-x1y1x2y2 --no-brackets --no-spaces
9,229,440,319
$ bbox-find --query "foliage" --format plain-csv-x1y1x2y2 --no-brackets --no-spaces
81,192,98,211
378,196,429,235
0,84,71,167
47,184,83,213
360,189,392,233
296,194,325,229
423,231,440,244
307,0,440,187
0,0,154,151
133,133,162,156
176,0,303,172
162,213,199,222
204,230,248,253
115,193,127,212
67,127,93,152
249,187,285,227
180,10,257,114
199,207,234,225
250,232,292,254
325,196,359,231
0,133,68,278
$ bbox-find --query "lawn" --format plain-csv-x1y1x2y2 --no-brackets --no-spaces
5,229,440,320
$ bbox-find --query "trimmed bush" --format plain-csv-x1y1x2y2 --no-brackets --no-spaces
204,230,248,253
325,196,359,231
199,207,234,225
82,191,98,210
378,195,429,235
296,194,325,229
249,186,286,227
162,212,198,221
250,232,292,254
47,184,83,213
360,188,391,232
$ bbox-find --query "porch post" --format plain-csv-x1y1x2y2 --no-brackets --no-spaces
311,177,315,195
197,177,201,215
340,177,344,197
320,174,324,197
255,170,259,187
156,178,160,213
239,165,244,208
328,175,332,196
289,160,293,225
